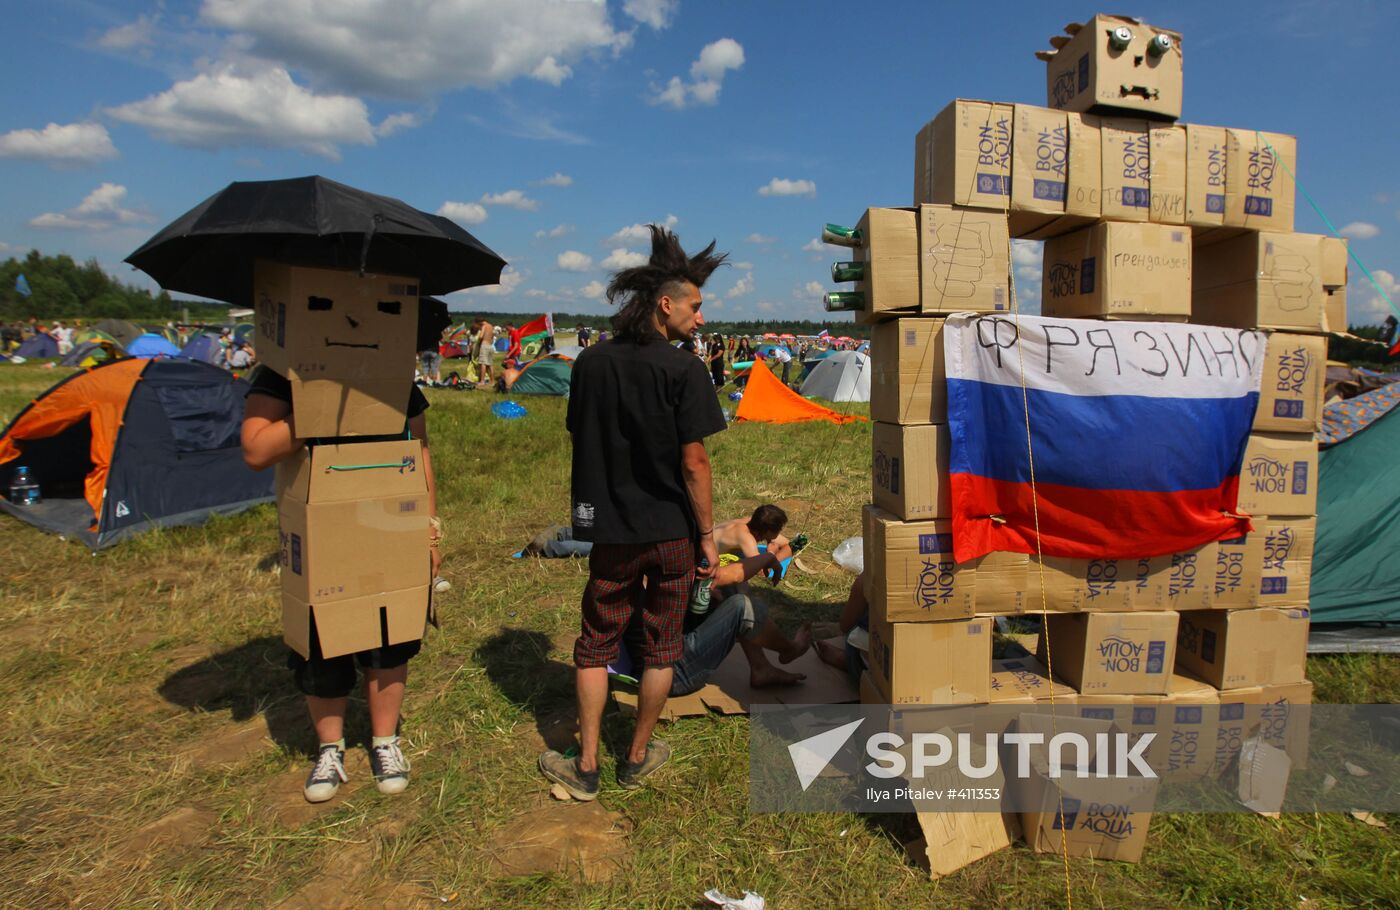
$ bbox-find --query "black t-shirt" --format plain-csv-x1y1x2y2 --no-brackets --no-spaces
246,366,428,445
566,336,726,544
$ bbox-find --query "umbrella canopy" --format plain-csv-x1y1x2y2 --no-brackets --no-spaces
125,175,507,305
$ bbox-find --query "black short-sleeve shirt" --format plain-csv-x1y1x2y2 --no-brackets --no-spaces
566,337,727,544
246,366,428,445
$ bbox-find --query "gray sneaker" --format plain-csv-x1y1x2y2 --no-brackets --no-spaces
304,745,348,803
369,738,411,795
617,740,671,790
538,750,600,801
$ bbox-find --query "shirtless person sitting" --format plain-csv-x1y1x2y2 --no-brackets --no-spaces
714,504,794,564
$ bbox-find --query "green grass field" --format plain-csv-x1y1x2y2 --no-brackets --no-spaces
0,358,1397,909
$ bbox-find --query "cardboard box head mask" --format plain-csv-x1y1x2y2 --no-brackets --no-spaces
1040,15,1184,121
254,260,421,436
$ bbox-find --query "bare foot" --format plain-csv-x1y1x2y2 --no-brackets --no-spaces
750,663,806,688
778,622,813,665
814,637,848,671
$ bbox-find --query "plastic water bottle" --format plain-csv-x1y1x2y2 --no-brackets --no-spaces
689,558,713,616
9,466,41,506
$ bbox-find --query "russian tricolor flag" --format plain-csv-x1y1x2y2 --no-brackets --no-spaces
945,314,1265,563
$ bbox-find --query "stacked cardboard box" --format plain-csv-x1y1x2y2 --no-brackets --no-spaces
254,260,432,659
835,13,1326,876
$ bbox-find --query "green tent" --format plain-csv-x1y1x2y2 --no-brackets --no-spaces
1311,383,1400,622
510,355,572,396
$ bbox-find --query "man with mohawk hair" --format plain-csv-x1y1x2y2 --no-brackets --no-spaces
540,225,729,800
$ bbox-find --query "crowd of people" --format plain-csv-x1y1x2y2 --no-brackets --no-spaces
2,317,256,371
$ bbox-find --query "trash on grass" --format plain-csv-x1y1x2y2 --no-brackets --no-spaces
831,536,863,574
492,400,528,420
705,890,765,910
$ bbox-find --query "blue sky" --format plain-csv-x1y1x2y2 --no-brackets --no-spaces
2,0,1397,323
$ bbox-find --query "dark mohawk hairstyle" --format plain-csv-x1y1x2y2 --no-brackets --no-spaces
606,224,727,342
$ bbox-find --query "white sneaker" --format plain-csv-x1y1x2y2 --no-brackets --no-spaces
369,739,411,795
304,745,348,803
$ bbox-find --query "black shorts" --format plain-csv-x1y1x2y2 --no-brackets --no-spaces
287,614,421,698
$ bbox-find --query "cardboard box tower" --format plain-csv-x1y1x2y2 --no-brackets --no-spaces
826,12,1324,875
255,260,432,659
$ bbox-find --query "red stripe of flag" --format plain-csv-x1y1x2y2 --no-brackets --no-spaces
950,473,1254,563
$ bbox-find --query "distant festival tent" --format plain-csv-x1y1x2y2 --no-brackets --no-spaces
179,332,225,365
126,333,181,358
799,350,871,402
14,333,59,358
735,360,865,425
94,319,142,348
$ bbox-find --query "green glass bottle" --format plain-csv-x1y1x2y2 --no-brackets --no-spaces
831,261,865,283
822,224,862,247
824,291,865,312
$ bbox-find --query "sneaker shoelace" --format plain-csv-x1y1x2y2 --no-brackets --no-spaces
311,748,348,785
373,742,410,778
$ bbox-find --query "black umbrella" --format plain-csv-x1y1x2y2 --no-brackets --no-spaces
125,175,506,305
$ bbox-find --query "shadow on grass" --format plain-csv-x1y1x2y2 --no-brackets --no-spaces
158,635,310,752
474,627,578,751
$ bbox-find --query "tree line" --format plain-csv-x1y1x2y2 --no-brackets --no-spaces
0,252,228,322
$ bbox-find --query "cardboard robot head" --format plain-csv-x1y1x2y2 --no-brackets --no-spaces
1038,15,1183,121
253,260,422,436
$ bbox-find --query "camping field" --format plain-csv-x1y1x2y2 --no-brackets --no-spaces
1,357,1398,909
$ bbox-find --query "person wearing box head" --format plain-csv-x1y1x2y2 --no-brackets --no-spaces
241,295,451,804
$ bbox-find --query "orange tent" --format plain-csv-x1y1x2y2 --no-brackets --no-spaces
734,360,866,425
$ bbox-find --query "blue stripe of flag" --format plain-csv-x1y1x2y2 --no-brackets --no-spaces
947,378,1258,493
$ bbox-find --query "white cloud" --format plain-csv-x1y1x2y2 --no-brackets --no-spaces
524,288,548,298
200,0,634,98
1339,222,1380,240
375,111,426,137
30,183,152,231
732,260,754,270
535,223,574,239
531,56,572,87
1349,269,1399,325
533,172,573,187
648,37,744,109
437,201,488,225
756,300,778,314
0,122,118,165
462,264,524,297
746,233,777,245
623,0,678,29
802,238,824,252
480,189,540,211
601,248,648,269
1012,239,1044,312
107,63,374,158
606,214,679,245
97,15,157,50
759,178,816,198
580,280,607,299
726,272,755,299
794,281,825,300
557,250,594,271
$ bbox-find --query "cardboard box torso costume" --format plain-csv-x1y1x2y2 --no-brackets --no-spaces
255,260,431,659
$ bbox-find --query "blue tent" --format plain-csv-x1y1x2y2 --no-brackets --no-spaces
126,333,180,358
179,332,224,365
754,343,792,360
14,333,58,358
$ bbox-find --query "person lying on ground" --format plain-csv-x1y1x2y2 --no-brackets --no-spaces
714,503,793,563
814,571,868,687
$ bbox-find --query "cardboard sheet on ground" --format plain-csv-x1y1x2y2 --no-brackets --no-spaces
612,638,858,719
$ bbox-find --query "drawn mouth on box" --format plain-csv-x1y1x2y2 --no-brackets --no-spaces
324,338,380,350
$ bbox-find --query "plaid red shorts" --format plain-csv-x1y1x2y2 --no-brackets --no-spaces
574,537,695,669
